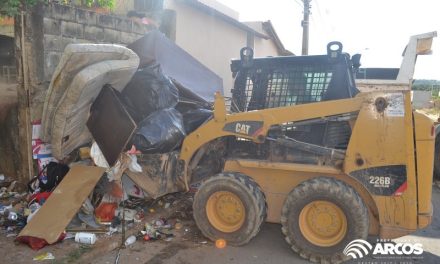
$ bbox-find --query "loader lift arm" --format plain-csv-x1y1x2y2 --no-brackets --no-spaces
179,93,364,187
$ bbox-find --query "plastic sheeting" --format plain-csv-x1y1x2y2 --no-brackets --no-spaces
130,108,186,154
127,29,223,102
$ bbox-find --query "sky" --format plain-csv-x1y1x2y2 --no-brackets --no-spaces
217,0,440,80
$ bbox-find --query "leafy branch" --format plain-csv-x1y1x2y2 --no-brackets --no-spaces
82,0,115,9
0,0,40,16
0,0,115,16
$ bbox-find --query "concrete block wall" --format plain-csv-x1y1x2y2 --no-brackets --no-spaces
42,3,148,83
10,3,150,182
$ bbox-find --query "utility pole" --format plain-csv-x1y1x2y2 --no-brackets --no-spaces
301,0,311,55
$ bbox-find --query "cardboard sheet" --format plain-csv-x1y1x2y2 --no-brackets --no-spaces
18,166,105,244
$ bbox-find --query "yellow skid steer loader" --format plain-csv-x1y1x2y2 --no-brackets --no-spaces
178,36,436,263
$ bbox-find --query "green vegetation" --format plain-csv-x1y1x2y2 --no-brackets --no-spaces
82,0,115,9
413,79,440,97
0,0,40,16
0,0,115,16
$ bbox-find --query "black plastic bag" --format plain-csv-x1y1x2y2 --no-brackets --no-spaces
28,162,70,193
130,108,186,153
122,64,179,122
182,108,213,134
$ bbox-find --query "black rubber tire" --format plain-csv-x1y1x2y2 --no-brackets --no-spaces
281,177,369,263
434,136,440,181
193,172,267,246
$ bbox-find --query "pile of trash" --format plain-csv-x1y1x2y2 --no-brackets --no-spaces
1,163,196,247
0,175,28,238
2,29,224,254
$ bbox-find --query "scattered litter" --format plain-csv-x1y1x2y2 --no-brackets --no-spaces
63,233,76,240
1,32,222,258
75,232,97,245
90,142,110,168
81,198,95,215
27,208,40,224
7,212,18,221
174,222,183,230
78,212,101,229
0,204,12,214
107,226,118,236
33,252,55,261
79,147,91,160
215,239,226,249
128,154,142,173
124,235,136,246
95,202,117,223
154,219,165,227
115,208,138,222
17,166,105,247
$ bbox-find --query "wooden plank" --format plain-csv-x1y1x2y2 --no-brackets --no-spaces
18,166,105,244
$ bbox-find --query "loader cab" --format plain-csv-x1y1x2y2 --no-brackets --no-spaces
230,42,360,112
229,42,361,151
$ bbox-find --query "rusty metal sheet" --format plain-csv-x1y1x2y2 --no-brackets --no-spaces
87,85,137,167
18,166,105,244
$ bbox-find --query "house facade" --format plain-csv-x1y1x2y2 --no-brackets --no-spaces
113,0,291,96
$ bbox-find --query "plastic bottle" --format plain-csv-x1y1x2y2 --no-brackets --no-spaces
124,235,136,246
75,232,97,245
7,212,18,221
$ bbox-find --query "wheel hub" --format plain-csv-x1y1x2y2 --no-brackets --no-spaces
299,200,347,247
206,191,245,233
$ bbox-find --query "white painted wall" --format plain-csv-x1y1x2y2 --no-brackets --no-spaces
114,0,282,96
253,37,278,58
165,0,248,96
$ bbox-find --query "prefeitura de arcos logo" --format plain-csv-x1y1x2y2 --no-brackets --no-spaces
343,239,423,259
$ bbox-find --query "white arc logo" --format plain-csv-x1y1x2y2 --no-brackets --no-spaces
343,239,373,259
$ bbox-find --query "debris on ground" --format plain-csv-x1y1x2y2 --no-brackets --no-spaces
1,29,222,261
32,252,55,261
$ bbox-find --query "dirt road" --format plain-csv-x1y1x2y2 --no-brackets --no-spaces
1,185,439,264
94,186,440,264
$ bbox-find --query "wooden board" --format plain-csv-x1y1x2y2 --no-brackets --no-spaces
87,86,137,167
18,166,105,244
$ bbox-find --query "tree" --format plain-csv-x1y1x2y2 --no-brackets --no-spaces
0,0,40,16
0,0,115,17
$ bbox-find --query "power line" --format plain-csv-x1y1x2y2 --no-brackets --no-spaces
293,0,303,8
314,0,323,22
